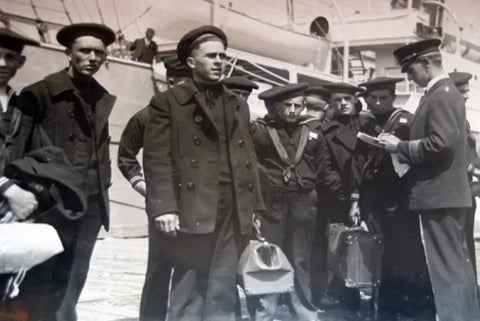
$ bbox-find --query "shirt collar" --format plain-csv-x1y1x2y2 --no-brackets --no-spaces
426,73,449,92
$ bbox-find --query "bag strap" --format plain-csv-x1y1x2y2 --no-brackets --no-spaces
267,126,290,166
266,125,310,184
382,108,407,134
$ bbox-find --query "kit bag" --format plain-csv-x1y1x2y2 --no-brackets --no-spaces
237,220,294,296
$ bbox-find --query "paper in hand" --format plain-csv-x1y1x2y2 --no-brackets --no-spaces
390,153,409,177
357,132,383,148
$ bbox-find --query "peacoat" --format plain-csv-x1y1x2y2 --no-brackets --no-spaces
397,77,472,210
16,69,115,229
143,79,265,235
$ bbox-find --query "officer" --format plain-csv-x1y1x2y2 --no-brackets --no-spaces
143,25,265,321
318,82,365,312
379,38,480,321
17,23,116,321
351,77,432,318
249,83,345,321
304,85,331,123
221,76,259,101
117,55,191,321
449,71,479,278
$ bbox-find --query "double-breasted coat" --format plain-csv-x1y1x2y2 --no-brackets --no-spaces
16,69,115,228
143,79,265,235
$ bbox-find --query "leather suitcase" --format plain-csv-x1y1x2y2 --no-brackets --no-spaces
327,223,383,288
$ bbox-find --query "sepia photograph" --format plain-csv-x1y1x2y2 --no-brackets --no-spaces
0,0,480,320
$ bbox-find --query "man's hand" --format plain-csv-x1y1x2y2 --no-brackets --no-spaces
348,200,360,226
3,184,38,221
154,213,179,236
377,133,401,153
133,181,147,197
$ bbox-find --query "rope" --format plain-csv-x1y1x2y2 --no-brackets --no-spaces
95,0,105,24
112,0,121,31
58,0,73,23
120,3,154,31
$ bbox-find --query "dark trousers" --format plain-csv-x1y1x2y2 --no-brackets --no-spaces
167,183,246,321
20,194,103,321
250,188,318,321
310,200,329,306
467,198,477,277
139,220,172,321
360,180,432,317
322,199,360,312
419,208,480,321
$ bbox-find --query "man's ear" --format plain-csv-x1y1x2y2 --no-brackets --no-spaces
17,55,26,69
186,56,195,69
64,48,71,60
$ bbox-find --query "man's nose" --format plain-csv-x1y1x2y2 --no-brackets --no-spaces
0,56,7,67
88,51,98,60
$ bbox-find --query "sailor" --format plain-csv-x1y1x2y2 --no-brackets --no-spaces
379,38,480,321
117,55,191,321
16,23,116,321
143,25,265,321
351,77,432,318
221,76,259,101
304,85,331,123
318,82,365,313
0,27,39,305
249,83,345,321
449,71,480,279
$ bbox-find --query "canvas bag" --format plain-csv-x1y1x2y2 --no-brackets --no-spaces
237,221,294,296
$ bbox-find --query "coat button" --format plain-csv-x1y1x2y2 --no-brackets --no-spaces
68,110,75,118
238,139,245,147
193,136,201,145
194,115,203,123
187,182,195,191
191,159,199,168
246,161,252,169
247,183,254,192
68,133,76,141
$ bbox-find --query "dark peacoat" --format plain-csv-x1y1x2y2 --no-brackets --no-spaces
143,79,265,235
397,77,471,210
16,69,115,229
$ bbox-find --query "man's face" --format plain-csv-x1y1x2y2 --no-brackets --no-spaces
405,61,429,87
146,29,154,40
187,40,226,83
276,95,304,123
331,93,357,116
365,89,395,115
0,47,25,86
67,36,106,78
456,83,470,102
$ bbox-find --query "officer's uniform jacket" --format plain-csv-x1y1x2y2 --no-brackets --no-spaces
143,79,265,235
16,69,116,229
397,77,471,210
118,106,149,187
250,115,344,199
350,109,413,200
